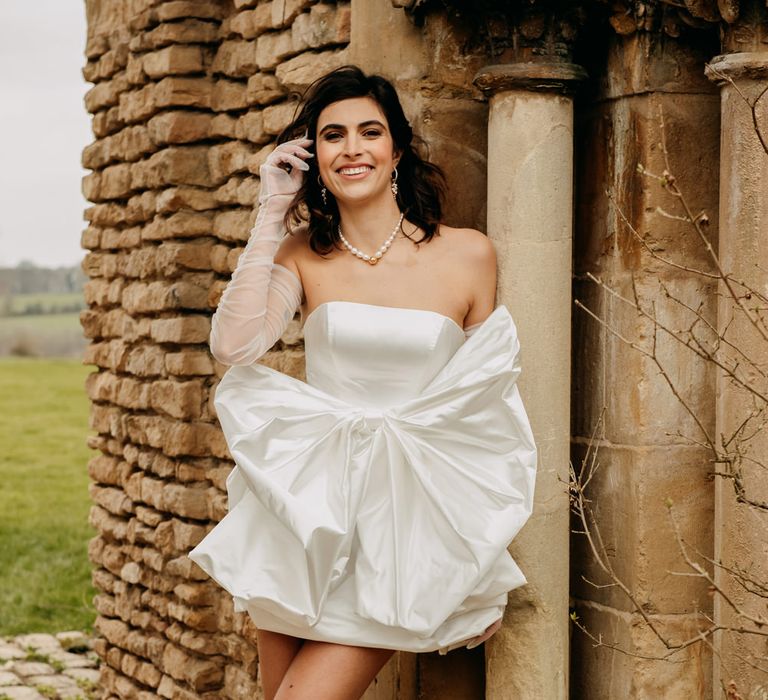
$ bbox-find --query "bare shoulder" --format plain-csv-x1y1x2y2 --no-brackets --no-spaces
437,224,496,268
277,222,311,255
274,223,311,270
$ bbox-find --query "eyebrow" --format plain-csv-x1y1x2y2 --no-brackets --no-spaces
318,120,386,134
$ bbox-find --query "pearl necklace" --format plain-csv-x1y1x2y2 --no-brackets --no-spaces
338,213,404,265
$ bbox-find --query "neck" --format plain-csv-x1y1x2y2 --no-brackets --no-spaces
336,193,403,249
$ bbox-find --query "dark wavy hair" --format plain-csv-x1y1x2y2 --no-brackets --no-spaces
276,65,447,256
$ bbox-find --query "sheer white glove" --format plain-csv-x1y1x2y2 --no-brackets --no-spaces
209,137,313,366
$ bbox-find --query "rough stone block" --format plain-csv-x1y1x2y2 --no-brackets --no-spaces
156,187,218,213
131,147,211,189
90,485,135,517
122,343,167,378
83,44,129,82
291,3,350,52
161,482,211,519
85,74,130,113
154,76,213,111
150,316,211,344
150,379,205,420
126,191,158,223
256,29,296,70
142,211,214,241
155,518,209,555
272,0,314,28
262,100,297,135
148,111,212,145
118,125,154,161
207,141,255,184
230,4,274,39
81,226,102,249
118,83,158,123
92,105,124,138
163,420,228,458
213,175,260,206
165,351,215,376
210,246,231,274
156,1,227,22
209,113,238,138
246,72,286,106
131,19,220,51
100,163,135,199
142,45,207,78
276,47,349,93
88,454,129,486
235,110,269,144
213,208,252,243
212,40,259,78
155,240,216,273
224,663,260,698
211,79,249,112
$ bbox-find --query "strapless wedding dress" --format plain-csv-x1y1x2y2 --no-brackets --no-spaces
188,301,537,654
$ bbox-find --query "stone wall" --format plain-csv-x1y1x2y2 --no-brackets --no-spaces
81,1,350,697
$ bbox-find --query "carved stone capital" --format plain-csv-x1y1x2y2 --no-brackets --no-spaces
473,61,588,96
705,50,768,82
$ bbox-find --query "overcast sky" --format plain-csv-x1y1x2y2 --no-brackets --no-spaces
0,2,91,268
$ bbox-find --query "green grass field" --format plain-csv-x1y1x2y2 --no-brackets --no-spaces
0,357,97,635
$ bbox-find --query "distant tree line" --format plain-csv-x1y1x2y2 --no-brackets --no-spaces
0,262,87,317
0,261,86,295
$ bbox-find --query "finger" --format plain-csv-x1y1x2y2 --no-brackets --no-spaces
280,144,314,159
285,136,313,148
275,153,310,171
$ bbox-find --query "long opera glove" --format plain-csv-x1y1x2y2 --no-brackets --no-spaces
209,139,312,366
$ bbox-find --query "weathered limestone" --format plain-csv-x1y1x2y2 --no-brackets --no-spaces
571,29,720,698
474,61,585,700
706,46,768,699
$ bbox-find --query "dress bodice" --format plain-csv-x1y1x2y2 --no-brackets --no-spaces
302,301,466,409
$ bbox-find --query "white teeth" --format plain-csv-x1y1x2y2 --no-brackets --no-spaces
339,166,372,175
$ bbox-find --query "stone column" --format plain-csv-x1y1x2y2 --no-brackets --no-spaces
706,48,768,698
474,62,585,700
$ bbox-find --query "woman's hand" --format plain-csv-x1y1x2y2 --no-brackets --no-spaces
259,136,314,200
465,617,502,650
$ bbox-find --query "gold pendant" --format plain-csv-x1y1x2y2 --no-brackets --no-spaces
368,257,379,265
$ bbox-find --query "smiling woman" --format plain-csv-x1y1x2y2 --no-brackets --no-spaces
188,65,537,700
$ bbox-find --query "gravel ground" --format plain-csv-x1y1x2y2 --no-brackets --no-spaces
0,632,100,700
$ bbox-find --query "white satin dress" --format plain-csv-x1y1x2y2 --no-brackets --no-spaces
188,300,537,654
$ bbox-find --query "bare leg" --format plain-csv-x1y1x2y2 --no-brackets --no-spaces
274,640,395,700
257,629,305,700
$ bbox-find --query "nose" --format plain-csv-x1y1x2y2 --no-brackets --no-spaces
343,132,363,157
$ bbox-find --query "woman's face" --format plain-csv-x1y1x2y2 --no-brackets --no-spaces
315,96,400,207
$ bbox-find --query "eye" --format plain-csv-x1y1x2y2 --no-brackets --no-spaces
322,131,343,141
363,129,382,137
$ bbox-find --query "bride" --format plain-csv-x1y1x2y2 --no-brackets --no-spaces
191,65,534,700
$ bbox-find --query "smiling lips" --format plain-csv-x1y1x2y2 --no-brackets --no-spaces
337,165,373,177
